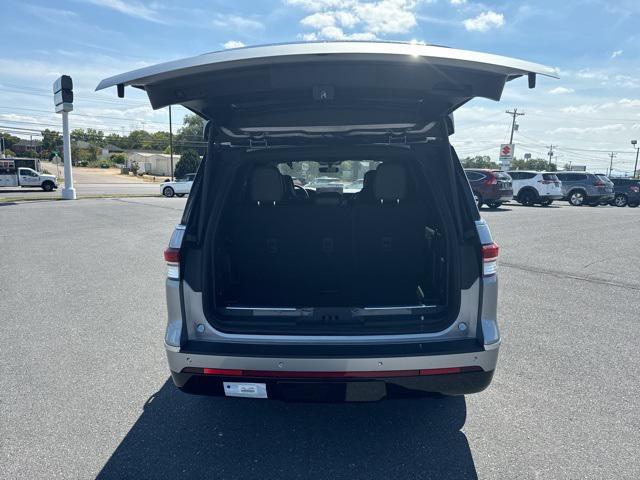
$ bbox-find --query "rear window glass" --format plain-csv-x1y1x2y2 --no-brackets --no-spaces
542,174,559,181
278,160,379,192
596,175,611,183
465,171,484,181
493,172,511,181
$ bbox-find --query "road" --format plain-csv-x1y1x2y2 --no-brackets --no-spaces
0,163,162,199
1,199,639,479
0,182,159,199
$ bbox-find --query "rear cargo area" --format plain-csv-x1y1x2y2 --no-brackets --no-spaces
216,163,447,308
198,145,468,335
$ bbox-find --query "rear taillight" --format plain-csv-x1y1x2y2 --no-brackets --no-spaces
593,180,605,187
482,243,500,277
164,248,180,279
484,175,497,185
630,186,639,193
539,180,552,184
165,225,185,280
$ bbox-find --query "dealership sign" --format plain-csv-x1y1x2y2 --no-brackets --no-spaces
499,144,514,170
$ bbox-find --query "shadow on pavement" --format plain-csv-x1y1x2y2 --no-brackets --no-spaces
479,207,512,213
97,379,476,480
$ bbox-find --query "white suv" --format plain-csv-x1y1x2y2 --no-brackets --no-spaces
160,173,195,198
507,171,562,206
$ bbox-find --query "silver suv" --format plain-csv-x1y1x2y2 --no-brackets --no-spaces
555,171,615,206
99,42,555,401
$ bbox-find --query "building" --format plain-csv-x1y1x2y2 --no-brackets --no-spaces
13,139,43,155
126,151,180,176
99,144,125,160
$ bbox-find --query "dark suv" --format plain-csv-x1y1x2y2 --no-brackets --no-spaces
610,178,640,207
464,169,513,209
555,172,615,206
98,41,556,402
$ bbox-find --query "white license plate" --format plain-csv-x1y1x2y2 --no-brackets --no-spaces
223,382,268,399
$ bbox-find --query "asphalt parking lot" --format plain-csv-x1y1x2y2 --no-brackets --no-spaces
1,198,639,479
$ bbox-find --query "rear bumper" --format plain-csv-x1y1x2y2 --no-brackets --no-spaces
483,190,513,202
166,341,499,400
171,369,495,401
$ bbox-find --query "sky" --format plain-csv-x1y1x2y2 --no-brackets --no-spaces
2,0,640,174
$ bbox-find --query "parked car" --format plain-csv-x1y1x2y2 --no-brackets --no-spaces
609,178,640,207
507,170,563,206
98,41,556,401
160,173,195,197
0,160,58,191
464,169,513,209
555,172,615,206
343,178,364,193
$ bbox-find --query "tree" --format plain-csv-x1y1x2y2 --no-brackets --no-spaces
510,158,557,171
174,114,206,154
461,156,499,169
1,132,20,152
110,153,126,165
174,149,201,178
127,130,153,150
151,131,170,151
40,129,62,159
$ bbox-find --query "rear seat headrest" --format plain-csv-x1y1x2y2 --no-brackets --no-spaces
361,170,377,191
315,191,342,206
373,163,408,202
249,166,283,204
282,174,296,197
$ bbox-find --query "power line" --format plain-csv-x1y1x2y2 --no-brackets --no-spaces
0,106,183,127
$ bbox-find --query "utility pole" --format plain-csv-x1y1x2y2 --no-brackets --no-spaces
505,108,525,144
608,152,617,177
632,140,639,179
547,145,555,170
169,105,174,181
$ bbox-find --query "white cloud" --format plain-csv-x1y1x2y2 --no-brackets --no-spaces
450,0,466,4
301,12,341,29
86,0,164,23
619,98,640,107
561,104,601,114
212,14,264,31
24,4,77,21
576,69,609,81
222,40,245,49
613,75,640,88
463,11,505,32
353,0,418,34
286,0,348,11
546,124,625,136
548,87,575,95
611,49,623,59
290,0,419,41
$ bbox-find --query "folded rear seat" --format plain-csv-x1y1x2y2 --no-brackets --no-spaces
229,166,301,306
353,162,425,306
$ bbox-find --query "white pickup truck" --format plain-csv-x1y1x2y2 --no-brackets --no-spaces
0,159,58,191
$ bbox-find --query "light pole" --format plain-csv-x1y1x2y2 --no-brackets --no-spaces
169,105,174,181
632,140,639,179
53,75,76,200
